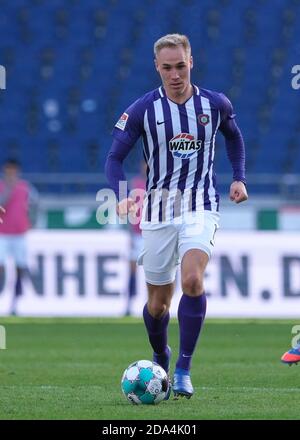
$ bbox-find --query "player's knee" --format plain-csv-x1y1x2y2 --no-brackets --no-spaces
181,273,203,296
147,300,168,319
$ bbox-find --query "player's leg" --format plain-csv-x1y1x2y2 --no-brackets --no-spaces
173,249,208,398
0,237,8,312
126,234,143,316
177,249,208,368
0,236,8,271
173,211,219,398
125,260,137,316
0,265,4,292
143,281,174,400
10,266,25,315
143,281,174,372
138,226,178,400
10,235,27,315
0,238,5,289
15,266,25,297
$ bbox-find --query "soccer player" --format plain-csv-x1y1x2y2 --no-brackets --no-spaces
0,159,39,315
105,34,248,398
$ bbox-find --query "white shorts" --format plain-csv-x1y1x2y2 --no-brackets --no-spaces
0,235,27,268
129,233,144,261
137,211,220,285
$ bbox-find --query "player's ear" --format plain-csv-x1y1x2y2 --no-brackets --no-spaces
154,57,159,72
190,55,193,70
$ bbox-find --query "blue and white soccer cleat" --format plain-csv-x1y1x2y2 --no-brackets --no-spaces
153,345,172,400
173,368,194,399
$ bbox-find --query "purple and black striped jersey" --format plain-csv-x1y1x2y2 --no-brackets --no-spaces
106,85,245,226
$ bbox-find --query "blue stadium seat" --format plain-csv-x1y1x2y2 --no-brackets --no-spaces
0,0,299,191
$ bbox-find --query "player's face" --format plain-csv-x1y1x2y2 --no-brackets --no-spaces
3,165,19,182
155,46,193,100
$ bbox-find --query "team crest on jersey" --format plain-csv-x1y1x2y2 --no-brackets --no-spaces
169,133,202,159
115,112,129,130
198,114,210,126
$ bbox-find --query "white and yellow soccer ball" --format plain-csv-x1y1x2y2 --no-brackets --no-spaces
121,360,169,405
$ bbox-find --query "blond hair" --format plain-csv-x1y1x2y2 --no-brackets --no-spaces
154,34,191,57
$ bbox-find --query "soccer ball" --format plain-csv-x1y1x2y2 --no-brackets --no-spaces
121,360,169,405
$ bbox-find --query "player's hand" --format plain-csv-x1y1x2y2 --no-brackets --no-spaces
229,181,248,204
117,197,138,217
0,206,5,223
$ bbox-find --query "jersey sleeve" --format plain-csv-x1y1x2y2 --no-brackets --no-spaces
112,98,145,146
218,93,236,123
217,93,246,184
105,138,135,199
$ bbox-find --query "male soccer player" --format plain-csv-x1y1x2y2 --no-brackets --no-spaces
0,159,39,315
105,34,248,398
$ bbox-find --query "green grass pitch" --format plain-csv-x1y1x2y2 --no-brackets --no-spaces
0,317,299,420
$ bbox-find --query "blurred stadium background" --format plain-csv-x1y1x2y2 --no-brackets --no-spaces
0,0,299,317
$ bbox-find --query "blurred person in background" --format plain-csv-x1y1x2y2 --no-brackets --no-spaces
0,159,39,315
125,161,146,316
0,205,5,223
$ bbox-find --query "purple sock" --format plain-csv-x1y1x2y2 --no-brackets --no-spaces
176,293,207,372
143,304,170,355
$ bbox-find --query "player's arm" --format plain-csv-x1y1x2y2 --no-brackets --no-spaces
218,94,248,204
0,185,11,223
0,205,5,223
105,101,144,216
105,138,138,216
